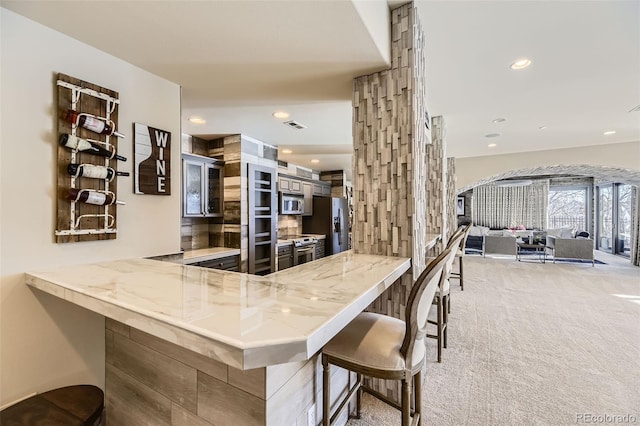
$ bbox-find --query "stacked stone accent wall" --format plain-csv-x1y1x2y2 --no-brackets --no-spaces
446,157,458,241
352,3,427,276
426,115,445,252
352,2,429,402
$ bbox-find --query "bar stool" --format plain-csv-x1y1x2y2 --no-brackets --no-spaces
450,223,471,292
321,247,451,426
426,231,465,362
0,385,104,426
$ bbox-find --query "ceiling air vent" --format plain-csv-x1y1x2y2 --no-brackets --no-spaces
283,120,307,130
629,104,640,113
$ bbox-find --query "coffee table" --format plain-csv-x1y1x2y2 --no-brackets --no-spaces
517,242,546,263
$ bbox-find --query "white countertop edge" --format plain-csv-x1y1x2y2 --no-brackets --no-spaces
25,272,283,353
25,253,412,370
182,247,241,264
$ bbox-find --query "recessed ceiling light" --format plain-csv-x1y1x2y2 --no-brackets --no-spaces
603,130,616,135
510,58,532,70
488,143,497,148
272,111,290,119
492,118,507,123
485,133,501,138
538,126,547,130
188,116,206,124
281,149,292,154
310,159,320,164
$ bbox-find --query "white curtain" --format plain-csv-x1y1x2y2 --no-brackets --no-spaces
472,181,549,229
631,186,640,267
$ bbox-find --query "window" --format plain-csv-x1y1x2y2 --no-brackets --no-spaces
548,186,588,231
596,183,631,257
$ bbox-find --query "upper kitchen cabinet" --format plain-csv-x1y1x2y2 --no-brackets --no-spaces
182,153,224,217
278,176,303,194
313,182,331,197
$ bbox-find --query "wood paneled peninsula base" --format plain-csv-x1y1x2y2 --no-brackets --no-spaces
26,252,410,426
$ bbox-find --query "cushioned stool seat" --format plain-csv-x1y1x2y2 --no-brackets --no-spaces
0,385,104,426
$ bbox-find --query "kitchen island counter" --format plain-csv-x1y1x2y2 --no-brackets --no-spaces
182,246,240,264
26,251,409,370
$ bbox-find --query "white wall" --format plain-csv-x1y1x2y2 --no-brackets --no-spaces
0,9,181,406
455,141,640,191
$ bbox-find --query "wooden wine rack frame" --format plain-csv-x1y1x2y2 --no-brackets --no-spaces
55,73,121,243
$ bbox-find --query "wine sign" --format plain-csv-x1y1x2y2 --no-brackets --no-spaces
134,123,171,195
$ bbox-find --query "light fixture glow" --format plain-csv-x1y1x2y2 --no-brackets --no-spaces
310,159,320,164
488,143,497,148
272,111,290,119
281,149,293,154
603,130,616,135
538,126,547,130
510,58,532,70
492,118,506,123
188,116,206,124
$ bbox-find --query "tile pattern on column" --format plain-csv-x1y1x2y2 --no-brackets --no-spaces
446,157,458,241
352,2,429,402
426,115,445,254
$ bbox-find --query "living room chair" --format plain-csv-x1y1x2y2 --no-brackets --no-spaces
426,231,464,363
450,223,472,292
321,247,451,426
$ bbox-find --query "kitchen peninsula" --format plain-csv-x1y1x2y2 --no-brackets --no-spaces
26,251,410,425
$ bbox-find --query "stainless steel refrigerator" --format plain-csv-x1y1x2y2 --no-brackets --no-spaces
303,196,349,256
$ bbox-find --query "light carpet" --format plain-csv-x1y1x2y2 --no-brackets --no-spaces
346,254,640,426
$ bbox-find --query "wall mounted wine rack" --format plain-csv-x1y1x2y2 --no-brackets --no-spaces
55,73,123,243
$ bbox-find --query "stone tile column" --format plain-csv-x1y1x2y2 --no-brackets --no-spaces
352,2,429,401
427,115,447,250
446,157,458,240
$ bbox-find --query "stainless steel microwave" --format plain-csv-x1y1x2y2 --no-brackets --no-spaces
279,192,304,215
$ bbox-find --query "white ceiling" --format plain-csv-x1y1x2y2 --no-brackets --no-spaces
3,0,639,180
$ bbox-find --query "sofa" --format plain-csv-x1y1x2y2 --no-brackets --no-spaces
545,235,594,266
483,235,517,257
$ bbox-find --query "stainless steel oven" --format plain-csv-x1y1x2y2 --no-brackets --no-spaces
293,236,317,266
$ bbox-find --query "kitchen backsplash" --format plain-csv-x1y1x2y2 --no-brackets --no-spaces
278,215,302,237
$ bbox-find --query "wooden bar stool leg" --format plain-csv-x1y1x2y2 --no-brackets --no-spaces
437,297,443,363
356,373,362,419
401,379,410,426
322,355,330,426
414,370,422,426
443,294,448,349
460,257,464,290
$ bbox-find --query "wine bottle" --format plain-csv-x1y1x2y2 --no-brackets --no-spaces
59,133,127,161
64,109,125,138
67,188,125,206
68,163,130,181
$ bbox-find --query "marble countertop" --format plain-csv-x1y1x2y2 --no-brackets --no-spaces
182,247,241,264
26,251,410,370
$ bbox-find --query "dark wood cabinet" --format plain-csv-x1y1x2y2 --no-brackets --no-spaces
315,239,326,260
277,244,293,271
248,164,277,275
196,255,239,272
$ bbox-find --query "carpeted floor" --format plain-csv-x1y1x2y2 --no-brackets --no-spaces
346,253,640,426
